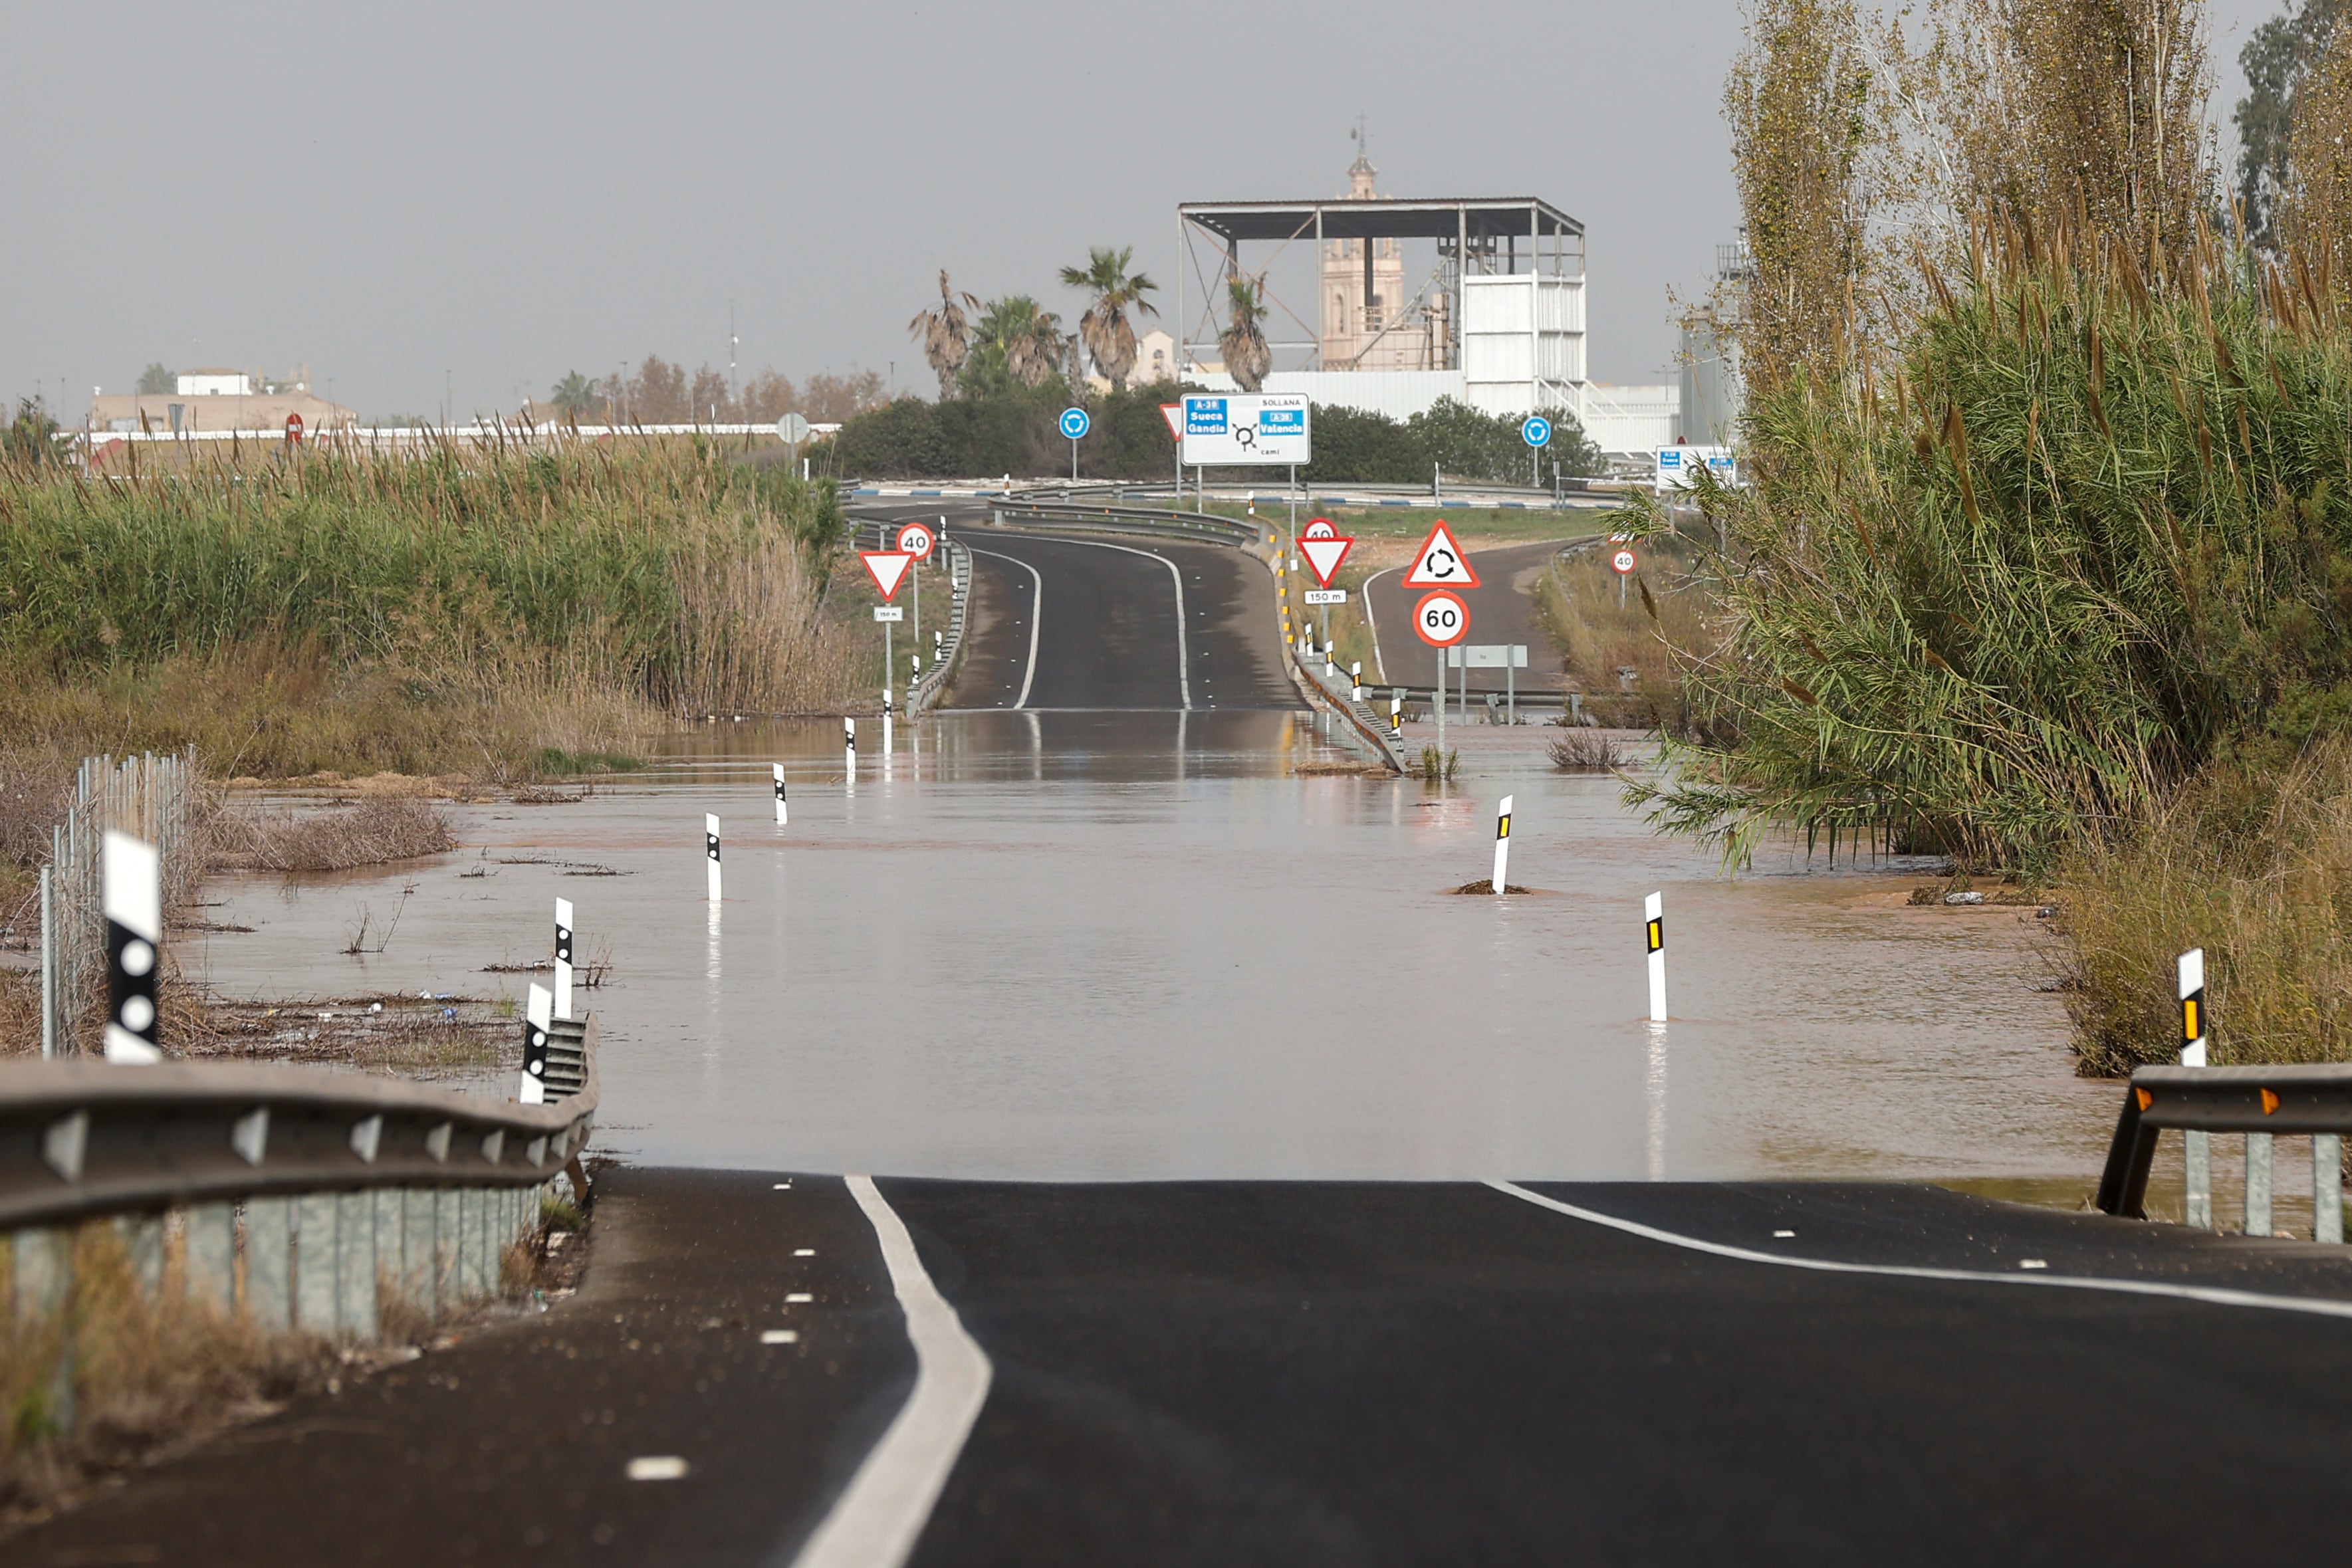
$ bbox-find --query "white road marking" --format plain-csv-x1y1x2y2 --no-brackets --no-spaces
794,1248,816,1257
786,1292,813,1303
1360,563,1399,685
628,1456,689,1481
1772,1230,1796,1238
1488,1180,2352,1321
1055,538,1191,709
762,1329,800,1344
967,548,1042,710
790,1175,992,1568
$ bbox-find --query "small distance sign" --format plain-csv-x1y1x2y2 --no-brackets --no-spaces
1611,548,1638,575
1304,588,1348,606
1413,590,1470,648
895,521,937,561
874,605,905,622
1521,414,1551,448
1059,406,1090,440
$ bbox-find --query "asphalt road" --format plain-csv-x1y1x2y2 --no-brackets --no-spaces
1363,537,1580,697
948,529,1295,712
25,1172,2352,1566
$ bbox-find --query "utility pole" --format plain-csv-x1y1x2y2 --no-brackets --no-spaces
729,300,739,413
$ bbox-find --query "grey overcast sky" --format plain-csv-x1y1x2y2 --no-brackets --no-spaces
1,0,2286,421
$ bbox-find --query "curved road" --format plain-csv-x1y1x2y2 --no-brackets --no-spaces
1363,538,1582,697
860,504,1296,712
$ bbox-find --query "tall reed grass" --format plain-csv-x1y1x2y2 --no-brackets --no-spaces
0,439,860,776
1635,219,2352,874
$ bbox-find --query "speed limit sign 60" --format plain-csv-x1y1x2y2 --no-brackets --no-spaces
1412,590,1470,648
1611,548,1637,575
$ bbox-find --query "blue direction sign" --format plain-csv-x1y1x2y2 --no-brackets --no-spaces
1059,407,1091,440
1521,414,1552,448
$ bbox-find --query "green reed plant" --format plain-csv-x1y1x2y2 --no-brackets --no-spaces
1632,219,2352,875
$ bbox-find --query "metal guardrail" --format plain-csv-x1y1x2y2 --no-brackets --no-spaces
989,499,1265,550
908,535,972,716
2096,1062,2348,1240
3,1018,598,1343
1292,654,1405,771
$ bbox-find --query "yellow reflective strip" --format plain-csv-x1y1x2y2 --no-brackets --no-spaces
1647,919,1662,952
2183,997,2199,1043
1498,816,1510,838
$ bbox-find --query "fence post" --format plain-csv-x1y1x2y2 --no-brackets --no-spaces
185,1203,236,1310
245,1198,293,1331
39,863,55,1059
2246,1133,2274,1237
2315,1135,2343,1246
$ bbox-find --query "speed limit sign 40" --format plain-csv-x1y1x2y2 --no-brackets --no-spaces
1412,590,1471,648
1611,547,1638,575
895,521,937,561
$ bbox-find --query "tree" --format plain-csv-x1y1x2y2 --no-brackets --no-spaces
550,371,600,416
136,363,174,396
688,366,731,423
2284,14,2352,289
967,297,1068,395
630,356,687,423
908,271,979,399
1219,279,1272,392
1058,246,1159,393
2237,0,2343,253
1,398,60,467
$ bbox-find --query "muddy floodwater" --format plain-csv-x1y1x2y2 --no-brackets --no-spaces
192,713,2121,1185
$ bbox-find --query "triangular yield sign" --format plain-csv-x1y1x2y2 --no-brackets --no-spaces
1298,534,1353,588
860,550,914,601
1401,520,1480,589
1159,403,1184,440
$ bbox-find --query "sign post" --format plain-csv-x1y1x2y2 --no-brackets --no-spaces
862,550,914,738
1645,892,1667,1022
1298,528,1353,654
1403,522,1478,730
1412,589,1470,754
1611,541,1637,609
896,521,935,665
1060,406,1090,482
1520,414,1551,489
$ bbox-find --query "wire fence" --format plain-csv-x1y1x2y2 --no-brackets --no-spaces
41,752,199,1058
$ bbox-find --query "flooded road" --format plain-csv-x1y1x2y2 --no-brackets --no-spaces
193,714,2118,1184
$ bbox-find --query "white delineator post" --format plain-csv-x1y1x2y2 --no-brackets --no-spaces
103,830,162,1064
1491,796,1513,894
520,982,552,1105
1645,892,1667,1023
554,898,574,1020
2180,947,2210,1230
1351,661,1362,703
844,717,857,777
774,763,789,826
705,814,723,905
882,685,894,754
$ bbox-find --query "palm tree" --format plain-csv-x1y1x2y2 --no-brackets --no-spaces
549,371,599,417
1058,246,1159,393
1219,279,1272,392
968,297,1068,393
907,271,980,399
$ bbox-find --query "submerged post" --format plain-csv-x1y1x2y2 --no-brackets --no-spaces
1492,796,1513,894
2180,948,2210,1230
520,981,552,1104
773,763,788,827
705,814,723,905
1645,892,1667,1024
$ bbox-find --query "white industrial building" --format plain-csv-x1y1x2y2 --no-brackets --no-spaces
1177,154,1678,455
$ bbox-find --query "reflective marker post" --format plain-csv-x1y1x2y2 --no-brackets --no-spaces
519,982,552,1105
554,897,574,1020
774,764,788,826
104,830,162,1064
1492,796,1513,895
2180,948,2210,1229
1645,892,1667,1023
705,814,723,905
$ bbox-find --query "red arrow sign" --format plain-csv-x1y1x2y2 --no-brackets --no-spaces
1298,534,1353,588
860,550,915,602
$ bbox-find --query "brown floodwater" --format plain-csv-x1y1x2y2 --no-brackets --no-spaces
190,712,2128,1186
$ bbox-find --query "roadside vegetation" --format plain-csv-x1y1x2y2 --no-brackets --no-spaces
0,439,867,780
1650,0,2352,1072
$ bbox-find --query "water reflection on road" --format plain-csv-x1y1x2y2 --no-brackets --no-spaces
195,713,2116,1182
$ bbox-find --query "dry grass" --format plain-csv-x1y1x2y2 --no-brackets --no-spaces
208,796,458,873
2058,738,2352,1074
0,1225,344,1522
1536,539,1709,734
1547,730,1630,771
